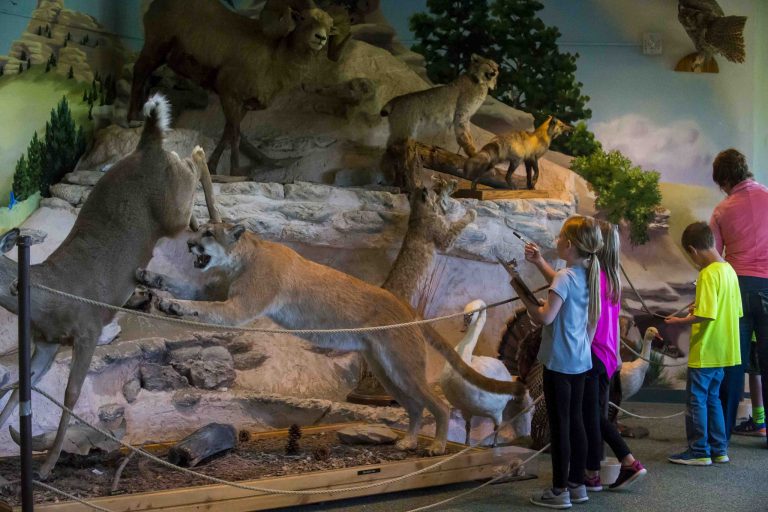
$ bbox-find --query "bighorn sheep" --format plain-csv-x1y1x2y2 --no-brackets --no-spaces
0,94,219,478
128,0,351,174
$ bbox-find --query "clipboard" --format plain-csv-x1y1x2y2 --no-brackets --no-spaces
496,256,540,305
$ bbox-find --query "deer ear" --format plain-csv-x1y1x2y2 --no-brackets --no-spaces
470,53,481,64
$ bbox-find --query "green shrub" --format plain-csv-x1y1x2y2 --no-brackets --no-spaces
553,121,602,157
571,149,662,245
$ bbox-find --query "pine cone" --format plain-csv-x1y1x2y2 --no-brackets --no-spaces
285,424,302,455
312,446,331,461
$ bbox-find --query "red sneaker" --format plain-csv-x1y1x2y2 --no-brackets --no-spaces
608,460,647,491
584,474,602,492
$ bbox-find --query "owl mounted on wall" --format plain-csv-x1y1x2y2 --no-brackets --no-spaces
676,0,747,73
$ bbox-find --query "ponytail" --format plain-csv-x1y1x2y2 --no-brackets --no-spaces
560,215,604,329
587,252,601,328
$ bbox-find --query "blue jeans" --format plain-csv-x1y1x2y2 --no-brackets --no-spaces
721,276,768,440
687,367,728,457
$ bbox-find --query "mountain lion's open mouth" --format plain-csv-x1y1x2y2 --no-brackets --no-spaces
194,253,211,268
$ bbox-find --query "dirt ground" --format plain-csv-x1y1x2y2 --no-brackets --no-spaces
0,431,462,507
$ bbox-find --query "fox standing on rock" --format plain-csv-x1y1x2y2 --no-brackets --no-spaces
465,116,571,190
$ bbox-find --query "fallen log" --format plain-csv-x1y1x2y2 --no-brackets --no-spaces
410,141,528,190
168,423,237,468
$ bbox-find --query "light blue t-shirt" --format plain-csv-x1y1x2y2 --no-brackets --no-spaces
538,266,592,374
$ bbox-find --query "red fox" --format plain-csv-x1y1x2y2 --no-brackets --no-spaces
464,116,572,190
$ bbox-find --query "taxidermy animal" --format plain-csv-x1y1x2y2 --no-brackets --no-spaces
128,0,352,174
382,177,475,304
137,223,525,455
440,299,516,446
464,116,571,190
677,0,747,72
0,93,219,478
380,54,499,157
619,327,661,402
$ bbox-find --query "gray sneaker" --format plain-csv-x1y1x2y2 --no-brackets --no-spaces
567,484,588,503
530,488,572,509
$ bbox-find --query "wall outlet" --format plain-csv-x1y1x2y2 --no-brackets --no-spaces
643,32,663,55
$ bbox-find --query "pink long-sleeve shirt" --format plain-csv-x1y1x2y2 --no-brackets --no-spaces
709,179,768,279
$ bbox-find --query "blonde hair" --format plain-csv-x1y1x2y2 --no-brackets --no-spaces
560,216,604,327
597,220,621,304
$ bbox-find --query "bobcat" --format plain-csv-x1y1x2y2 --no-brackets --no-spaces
381,54,499,157
464,116,572,190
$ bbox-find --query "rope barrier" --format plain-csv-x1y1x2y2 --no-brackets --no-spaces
404,443,551,512
620,263,693,320
32,282,549,335
33,480,115,512
31,386,543,498
609,402,685,420
619,337,689,367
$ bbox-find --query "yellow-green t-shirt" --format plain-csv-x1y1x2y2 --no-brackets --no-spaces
689,261,742,368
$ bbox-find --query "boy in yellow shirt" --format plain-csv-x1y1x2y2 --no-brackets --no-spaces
666,222,742,465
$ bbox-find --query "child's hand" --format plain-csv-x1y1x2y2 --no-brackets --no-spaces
688,304,696,315
524,242,544,265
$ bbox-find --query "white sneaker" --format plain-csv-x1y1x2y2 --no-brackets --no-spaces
567,484,589,503
530,487,572,509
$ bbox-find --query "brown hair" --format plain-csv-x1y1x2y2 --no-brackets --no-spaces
560,216,604,327
597,220,621,304
681,221,714,251
712,149,752,190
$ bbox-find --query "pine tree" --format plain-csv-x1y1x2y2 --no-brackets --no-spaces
410,0,591,127
45,61,50,72
67,65,74,79
26,58,31,70
66,32,71,41
37,26,42,36
40,97,85,196
88,104,93,120
82,89,88,102
12,155,30,201
285,424,302,455
63,39,68,48
0,65,4,76
19,50,26,61
25,132,45,198
46,25,52,38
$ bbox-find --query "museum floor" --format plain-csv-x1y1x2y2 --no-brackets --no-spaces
305,402,766,512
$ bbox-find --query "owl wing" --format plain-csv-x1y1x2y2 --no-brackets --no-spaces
678,0,725,17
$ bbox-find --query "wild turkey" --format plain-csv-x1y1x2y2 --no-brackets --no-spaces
499,307,548,449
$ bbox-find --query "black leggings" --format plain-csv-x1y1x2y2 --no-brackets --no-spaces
543,367,587,488
583,354,631,470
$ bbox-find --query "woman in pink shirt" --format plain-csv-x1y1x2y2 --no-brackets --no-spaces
709,148,768,445
583,221,647,491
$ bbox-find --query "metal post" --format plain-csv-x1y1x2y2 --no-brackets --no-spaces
17,235,33,512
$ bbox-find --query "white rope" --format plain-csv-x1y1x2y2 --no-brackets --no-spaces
33,480,115,512
620,338,689,367
609,402,685,420
32,386,542,497
404,443,551,512
33,283,539,335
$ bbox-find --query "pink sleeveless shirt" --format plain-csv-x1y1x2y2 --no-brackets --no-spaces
592,271,620,377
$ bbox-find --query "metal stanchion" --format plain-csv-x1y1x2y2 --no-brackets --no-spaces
18,234,33,512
